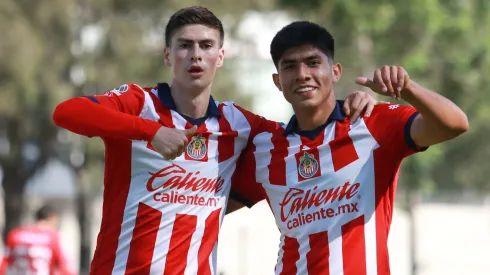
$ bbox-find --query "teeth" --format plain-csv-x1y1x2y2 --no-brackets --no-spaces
296,87,315,93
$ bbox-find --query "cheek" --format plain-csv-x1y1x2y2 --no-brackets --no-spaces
204,51,221,66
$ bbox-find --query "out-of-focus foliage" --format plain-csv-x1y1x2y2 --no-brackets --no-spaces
278,0,490,196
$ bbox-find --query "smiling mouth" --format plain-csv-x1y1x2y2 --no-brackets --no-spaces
295,86,317,93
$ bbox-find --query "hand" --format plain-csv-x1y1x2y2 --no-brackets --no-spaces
356,65,410,100
151,125,197,160
343,91,388,123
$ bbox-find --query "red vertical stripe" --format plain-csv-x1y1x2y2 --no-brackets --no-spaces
279,236,300,275
364,109,409,275
341,215,367,275
149,92,175,128
147,92,173,151
329,121,359,171
217,104,238,163
197,209,221,275
125,203,162,275
306,231,330,275
269,130,289,186
89,140,132,275
164,214,198,275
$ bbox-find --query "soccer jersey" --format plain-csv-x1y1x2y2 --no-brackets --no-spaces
0,226,76,275
53,83,278,275
231,101,424,275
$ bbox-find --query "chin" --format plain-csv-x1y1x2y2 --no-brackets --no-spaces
293,98,322,109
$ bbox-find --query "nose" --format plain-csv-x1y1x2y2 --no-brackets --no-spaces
191,43,202,62
295,64,311,82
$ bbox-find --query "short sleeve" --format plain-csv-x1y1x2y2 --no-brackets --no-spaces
364,103,427,159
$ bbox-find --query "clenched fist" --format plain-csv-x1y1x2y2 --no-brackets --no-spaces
151,125,197,160
356,65,410,100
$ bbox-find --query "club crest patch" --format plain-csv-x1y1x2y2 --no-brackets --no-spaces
104,84,129,96
186,134,207,160
298,151,319,179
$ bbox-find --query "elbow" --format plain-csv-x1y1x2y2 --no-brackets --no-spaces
52,100,76,128
52,102,66,127
447,112,469,137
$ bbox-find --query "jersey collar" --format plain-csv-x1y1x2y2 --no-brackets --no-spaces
157,82,221,117
284,100,346,136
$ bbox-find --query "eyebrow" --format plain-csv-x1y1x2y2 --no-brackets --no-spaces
281,54,322,65
176,38,216,44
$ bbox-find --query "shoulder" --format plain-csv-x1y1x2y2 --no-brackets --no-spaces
103,83,151,97
370,103,416,116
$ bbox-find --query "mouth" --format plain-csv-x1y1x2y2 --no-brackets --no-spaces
294,86,317,94
188,65,204,77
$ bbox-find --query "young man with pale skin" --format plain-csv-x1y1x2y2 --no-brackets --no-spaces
53,7,378,275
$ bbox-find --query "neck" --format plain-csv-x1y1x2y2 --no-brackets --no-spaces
293,92,337,131
170,81,212,118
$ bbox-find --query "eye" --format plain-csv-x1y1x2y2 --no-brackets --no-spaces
202,43,213,49
179,43,190,48
282,64,295,70
308,60,321,67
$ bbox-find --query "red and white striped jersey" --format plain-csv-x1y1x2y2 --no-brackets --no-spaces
55,83,278,275
231,101,424,275
0,226,76,275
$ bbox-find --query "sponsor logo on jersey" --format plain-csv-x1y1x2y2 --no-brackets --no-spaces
146,164,225,207
186,134,207,160
279,181,361,229
146,164,224,194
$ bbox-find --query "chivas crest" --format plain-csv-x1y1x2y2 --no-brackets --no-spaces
298,151,319,179
186,134,207,160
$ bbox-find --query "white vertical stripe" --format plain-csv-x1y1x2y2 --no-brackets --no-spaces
285,135,301,183
204,117,219,168
183,214,202,275
139,91,160,120
328,226,344,275
253,132,273,184
349,119,379,275
148,215,176,274
274,234,286,275
320,123,336,174
171,110,187,129
297,234,311,275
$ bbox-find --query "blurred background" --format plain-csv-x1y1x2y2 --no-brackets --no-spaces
0,0,489,274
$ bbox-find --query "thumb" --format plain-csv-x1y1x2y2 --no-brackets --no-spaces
355,77,375,89
183,125,198,137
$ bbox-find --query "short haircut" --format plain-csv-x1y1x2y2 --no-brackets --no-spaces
35,205,57,221
165,6,224,47
270,21,335,68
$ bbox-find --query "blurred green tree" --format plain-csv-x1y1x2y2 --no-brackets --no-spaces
276,0,490,274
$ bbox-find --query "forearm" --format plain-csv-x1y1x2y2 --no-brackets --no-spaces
53,97,161,141
402,80,469,135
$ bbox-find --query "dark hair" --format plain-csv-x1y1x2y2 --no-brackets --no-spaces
165,6,224,47
270,21,335,68
35,205,57,221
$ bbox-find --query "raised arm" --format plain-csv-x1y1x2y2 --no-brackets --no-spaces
356,65,469,147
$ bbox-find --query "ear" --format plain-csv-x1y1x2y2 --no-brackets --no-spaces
216,48,224,68
272,73,282,91
164,47,171,67
331,63,342,83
